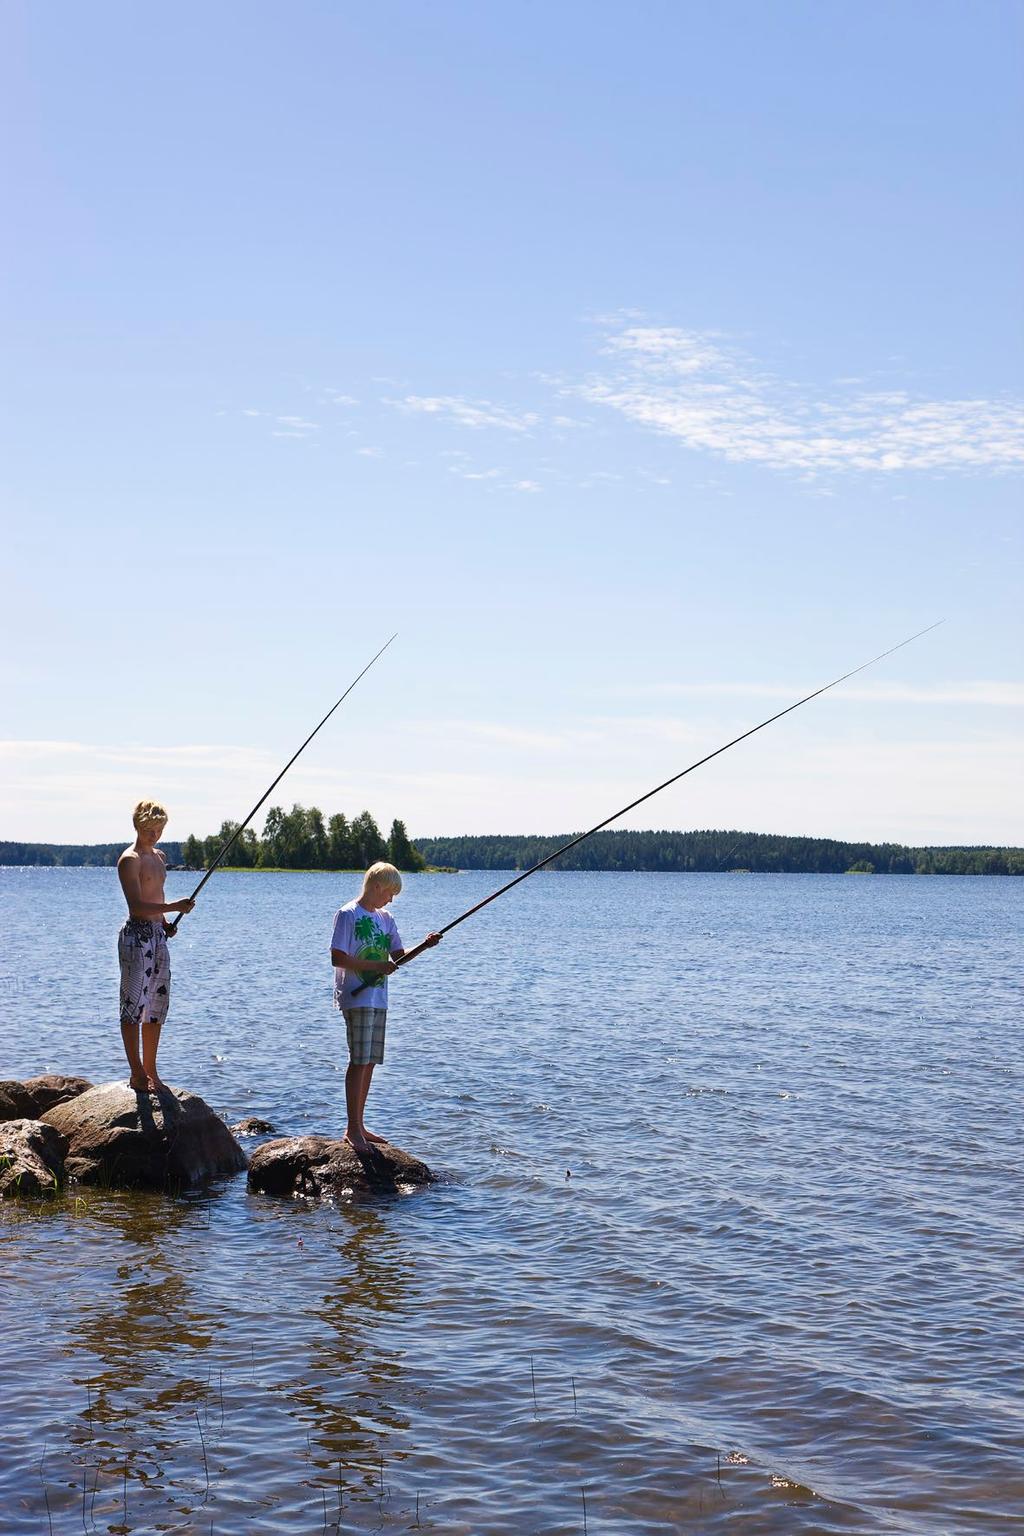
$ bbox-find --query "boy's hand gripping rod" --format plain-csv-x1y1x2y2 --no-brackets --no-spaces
168,634,397,934
351,621,943,995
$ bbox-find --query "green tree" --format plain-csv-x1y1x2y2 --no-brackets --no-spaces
388,818,425,872
260,805,304,866
260,806,286,866
306,806,328,868
182,834,204,869
351,810,386,867
327,813,356,868
282,804,312,867
232,827,260,868
203,820,253,869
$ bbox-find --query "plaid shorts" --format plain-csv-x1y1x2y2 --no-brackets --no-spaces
343,1008,387,1066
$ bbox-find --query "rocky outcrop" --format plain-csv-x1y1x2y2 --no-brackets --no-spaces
42,1081,247,1189
23,1074,93,1115
0,1120,69,1198
230,1116,278,1136
0,1082,36,1122
0,1074,92,1122
248,1136,435,1199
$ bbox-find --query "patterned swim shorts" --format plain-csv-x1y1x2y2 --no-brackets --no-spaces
118,918,171,1027
343,1008,387,1066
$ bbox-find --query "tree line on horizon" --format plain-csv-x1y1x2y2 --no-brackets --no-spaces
3,824,1022,875
413,829,1024,876
0,840,186,867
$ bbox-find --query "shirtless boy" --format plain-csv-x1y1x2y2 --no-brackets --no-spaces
116,800,194,1093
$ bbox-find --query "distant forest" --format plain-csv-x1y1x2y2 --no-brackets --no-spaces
415,830,1024,876
0,840,186,867
4,822,1022,875
0,804,425,872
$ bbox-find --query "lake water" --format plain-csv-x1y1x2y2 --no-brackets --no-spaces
1,866,1021,1535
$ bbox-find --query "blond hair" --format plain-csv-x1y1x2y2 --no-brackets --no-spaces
361,861,402,899
132,799,168,831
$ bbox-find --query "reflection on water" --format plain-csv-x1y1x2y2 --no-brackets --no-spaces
70,1193,217,1389
53,1192,222,1531
269,1201,414,1482
5,1187,426,1533
2,867,1023,1533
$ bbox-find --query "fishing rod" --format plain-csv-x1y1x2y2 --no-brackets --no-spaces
352,620,943,994
168,633,398,933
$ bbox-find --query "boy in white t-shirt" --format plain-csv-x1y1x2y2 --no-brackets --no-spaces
330,860,441,1150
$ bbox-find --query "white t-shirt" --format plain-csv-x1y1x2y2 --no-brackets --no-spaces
331,900,403,1011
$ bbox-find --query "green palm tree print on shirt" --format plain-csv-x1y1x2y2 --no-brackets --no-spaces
353,913,392,987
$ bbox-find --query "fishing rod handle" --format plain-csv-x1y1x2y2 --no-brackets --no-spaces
165,887,202,936
349,936,435,998
165,903,190,937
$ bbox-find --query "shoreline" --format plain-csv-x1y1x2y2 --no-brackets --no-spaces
168,864,460,875
2,863,1011,879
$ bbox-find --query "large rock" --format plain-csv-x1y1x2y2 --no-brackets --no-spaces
0,1082,36,1122
42,1081,247,1189
0,1119,68,1198
0,1075,93,1122
248,1135,435,1199
22,1074,93,1115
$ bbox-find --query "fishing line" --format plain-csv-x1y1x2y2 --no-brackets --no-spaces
352,620,943,992
169,633,398,932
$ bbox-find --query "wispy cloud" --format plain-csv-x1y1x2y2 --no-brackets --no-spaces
429,720,595,753
448,465,502,481
387,395,539,432
225,320,1022,485
640,680,1024,707
573,323,1024,475
272,414,320,439
443,463,543,493
0,740,279,768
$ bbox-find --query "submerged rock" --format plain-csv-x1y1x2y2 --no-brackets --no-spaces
229,1116,278,1136
42,1081,247,1190
248,1135,435,1199
0,1119,68,1198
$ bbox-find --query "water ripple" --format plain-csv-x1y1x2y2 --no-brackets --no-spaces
1,867,1022,1533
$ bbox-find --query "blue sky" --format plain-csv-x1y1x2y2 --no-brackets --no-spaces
3,1,1022,846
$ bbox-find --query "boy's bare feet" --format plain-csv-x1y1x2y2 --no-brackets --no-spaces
128,1073,150,1093
344,1129,371,1153
362,1129,389,1144
146,1075,167,1094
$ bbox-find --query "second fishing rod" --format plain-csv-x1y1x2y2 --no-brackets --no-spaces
351,621,943,996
